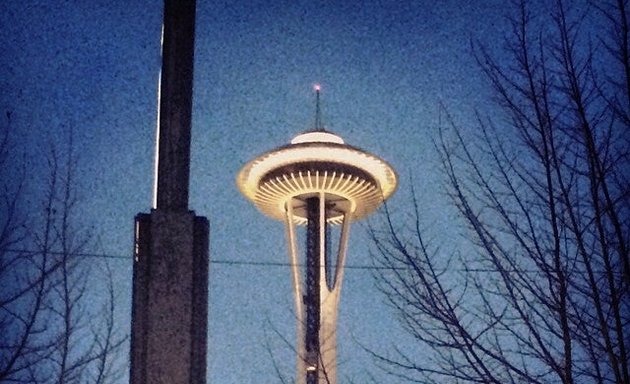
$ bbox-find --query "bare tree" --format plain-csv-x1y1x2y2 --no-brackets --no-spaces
0,121,126,383
369,0,629,383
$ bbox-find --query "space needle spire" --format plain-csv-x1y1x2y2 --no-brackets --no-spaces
314,84,323,131
237,87,397,383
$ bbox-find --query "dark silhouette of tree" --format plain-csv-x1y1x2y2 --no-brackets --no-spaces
0,121,126,383
369,0,629,383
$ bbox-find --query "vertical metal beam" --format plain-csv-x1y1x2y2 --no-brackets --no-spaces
155,0,196,211
332,213,351,292
285,201,304,320
317,192,328,383
285,201,305,384
305,196,321,384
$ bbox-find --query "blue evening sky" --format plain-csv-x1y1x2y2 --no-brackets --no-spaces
0,1,534,382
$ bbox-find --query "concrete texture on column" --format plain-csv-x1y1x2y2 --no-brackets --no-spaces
131,211,208,384
155,0,196,211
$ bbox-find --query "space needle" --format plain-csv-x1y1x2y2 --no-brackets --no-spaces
237,85,397,384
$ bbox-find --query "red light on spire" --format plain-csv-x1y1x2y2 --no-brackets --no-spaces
314,83,321,92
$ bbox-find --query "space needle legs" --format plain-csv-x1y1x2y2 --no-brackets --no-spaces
285,193,352,384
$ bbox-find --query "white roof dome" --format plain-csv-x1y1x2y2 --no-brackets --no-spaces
290,130,344,145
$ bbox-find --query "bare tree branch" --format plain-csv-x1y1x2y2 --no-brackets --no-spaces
0,125,127,383
369,1,629,383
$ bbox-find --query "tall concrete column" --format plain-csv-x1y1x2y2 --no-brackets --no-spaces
155,0,195,211
130,1,209,383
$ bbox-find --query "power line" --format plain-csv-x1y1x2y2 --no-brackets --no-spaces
3,248,571,274
210,258,398,270
3,248,399,271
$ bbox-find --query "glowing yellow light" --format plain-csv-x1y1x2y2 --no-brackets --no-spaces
290,131,344,145
237,130,397,224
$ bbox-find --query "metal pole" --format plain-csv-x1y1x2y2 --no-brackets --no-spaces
285,201,306,383
305,196,322,383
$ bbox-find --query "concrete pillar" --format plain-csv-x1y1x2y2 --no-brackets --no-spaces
130,0,208,383
155,0,196,211
131,212,208,384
